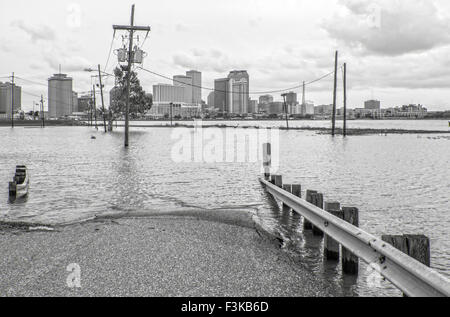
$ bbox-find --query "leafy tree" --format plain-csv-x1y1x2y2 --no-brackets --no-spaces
110,67,152,115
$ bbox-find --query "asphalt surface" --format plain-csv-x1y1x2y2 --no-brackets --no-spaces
0,212,336,297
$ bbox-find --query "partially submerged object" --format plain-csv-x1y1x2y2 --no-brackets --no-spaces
9,165,29,201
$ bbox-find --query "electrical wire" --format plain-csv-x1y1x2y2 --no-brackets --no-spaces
136,66,336,96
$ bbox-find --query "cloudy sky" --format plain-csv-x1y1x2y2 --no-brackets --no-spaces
1,0,450,111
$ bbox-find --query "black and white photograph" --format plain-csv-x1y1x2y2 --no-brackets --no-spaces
0,0,449,303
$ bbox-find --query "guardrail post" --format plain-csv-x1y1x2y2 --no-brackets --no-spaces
381,235,430,267
263,143,271,180
304,190,317,230
342,207,360,274
324,202,343,260
282,184,293,213
311,193,324,236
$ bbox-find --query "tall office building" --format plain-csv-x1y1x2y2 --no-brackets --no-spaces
72,92,78,113
0,82,21,115
228,71,249,115
153,84,185,104
187,70,202,105
207,92,215,108
48,73,74,118
214,78,230,113
174,75,193,104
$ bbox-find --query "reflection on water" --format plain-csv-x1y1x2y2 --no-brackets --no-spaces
0,126,449,297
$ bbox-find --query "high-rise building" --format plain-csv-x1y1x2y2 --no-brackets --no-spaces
0,82,21,115
72,92,78,113
228,71,249,114
187,70,202,105
259,95,274,105
207,92,215,108
365,100,381,110
214,78,230,113
174,75,193,104
48,73,74,118
249,99,258,114
301,102,315,116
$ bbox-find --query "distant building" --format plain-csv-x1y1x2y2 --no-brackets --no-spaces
0,82,21,116
365,100,381,111
174,75,193,104
153,84,185,104
249,99,258,114
267,102,284,115
48,73,74,118
259,95,274,105
72,92,78,113
228,70,250,115
207,92,215,108
214,78,230,113
78,94,92,113
301,102,315,116
187,70,202,105
315,104,333,116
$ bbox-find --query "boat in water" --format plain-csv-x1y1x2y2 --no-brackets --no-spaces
9,165,30,201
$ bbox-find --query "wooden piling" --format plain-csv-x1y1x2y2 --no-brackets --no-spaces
291,185,301,198
274,175,283,188
263,143,271,180
382,235,430,267
311,193,324,236
342,207,360,274
324,202,343,260
304,190,317,230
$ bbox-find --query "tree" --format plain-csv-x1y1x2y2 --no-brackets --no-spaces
110,67,152,115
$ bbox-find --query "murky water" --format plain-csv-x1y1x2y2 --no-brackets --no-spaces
0,124,448,297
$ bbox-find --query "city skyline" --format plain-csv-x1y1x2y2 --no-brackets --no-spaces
1,0,450,112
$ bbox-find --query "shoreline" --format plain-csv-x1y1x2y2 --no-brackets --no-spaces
0,121,449,135
0,212,340,297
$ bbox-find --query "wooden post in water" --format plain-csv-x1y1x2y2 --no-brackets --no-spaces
381,235,430,267
263,143,271,180
304,190,317,230
342,207,360,274
274,175,283,188
324,202,343,260
291,185,301,198
311,193,324,236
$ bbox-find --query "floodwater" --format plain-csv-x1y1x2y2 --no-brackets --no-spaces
0,123,449,297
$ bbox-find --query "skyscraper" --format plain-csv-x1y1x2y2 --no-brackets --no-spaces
48,73,73,118
0,82,21,116
174,75,193,104
228,70,250,115
214,78,229,113
187,70,202,105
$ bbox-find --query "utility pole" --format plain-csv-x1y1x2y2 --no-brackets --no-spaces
11,72,14,128
332,51,338,137
93,85,98,130
343,63,347,137
98,64,107,133
170,102,173,127
281,93,290,130
113,4,151,147
40,95,45,128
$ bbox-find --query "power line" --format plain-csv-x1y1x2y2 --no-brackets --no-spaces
136,66,336,96
104,32,116,74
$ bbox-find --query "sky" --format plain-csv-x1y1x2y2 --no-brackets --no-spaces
1,0,450,111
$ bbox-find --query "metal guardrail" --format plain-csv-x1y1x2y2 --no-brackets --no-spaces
260,178,450,297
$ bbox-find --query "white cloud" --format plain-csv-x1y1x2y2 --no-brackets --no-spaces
323,0,450,56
